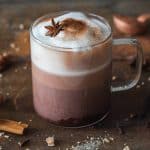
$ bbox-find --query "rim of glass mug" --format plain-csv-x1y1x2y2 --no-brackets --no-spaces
30,11,112,52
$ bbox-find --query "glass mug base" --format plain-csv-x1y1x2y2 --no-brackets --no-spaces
34,108,110,128
32,62,111,128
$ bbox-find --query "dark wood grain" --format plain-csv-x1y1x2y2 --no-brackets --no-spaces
0,1,150,149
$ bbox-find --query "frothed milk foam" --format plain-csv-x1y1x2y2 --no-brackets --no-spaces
32,12,109,49
31,12,112,126
31,12,111,76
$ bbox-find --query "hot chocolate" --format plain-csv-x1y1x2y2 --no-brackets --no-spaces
30,12,112,127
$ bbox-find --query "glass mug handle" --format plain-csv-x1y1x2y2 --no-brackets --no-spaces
111,38,143,92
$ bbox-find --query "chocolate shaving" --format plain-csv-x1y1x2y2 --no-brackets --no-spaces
45,18,64,37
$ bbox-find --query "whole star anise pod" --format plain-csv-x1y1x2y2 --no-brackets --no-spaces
45,18,64,37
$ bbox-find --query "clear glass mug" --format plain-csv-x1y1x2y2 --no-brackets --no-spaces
30,11,143,127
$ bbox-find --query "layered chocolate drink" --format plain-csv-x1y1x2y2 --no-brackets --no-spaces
30,12,112,127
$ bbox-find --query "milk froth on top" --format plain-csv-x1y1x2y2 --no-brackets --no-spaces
31,12,111,76
32,12,110,50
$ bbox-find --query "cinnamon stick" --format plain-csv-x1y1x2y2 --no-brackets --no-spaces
0,119,28,135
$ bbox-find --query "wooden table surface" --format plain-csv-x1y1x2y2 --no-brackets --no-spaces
0,0,150,149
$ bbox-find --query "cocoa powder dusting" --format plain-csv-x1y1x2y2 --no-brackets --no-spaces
45,18,87,38
62,18,87,34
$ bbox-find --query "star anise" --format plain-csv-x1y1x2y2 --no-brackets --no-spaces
45,18,64,37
